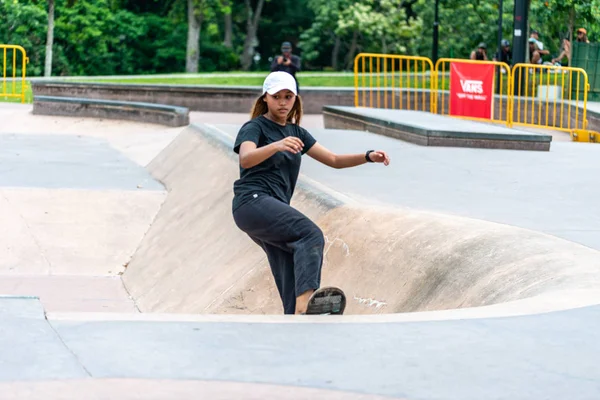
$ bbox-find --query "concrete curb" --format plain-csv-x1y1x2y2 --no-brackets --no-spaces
323,106,552,151
32,95,190,127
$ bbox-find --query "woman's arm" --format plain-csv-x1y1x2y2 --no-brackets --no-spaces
238,137,305,169
306,142,390,169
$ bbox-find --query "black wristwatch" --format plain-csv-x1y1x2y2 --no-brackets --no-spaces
365,150,375,162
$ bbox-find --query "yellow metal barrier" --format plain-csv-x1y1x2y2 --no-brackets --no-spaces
434,58,512,126
511,63,588,133
571,129,599,143
354,53,435,113
353,53,593,137
1,45,29,104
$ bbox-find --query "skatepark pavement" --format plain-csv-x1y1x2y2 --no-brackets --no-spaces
1,104,599,399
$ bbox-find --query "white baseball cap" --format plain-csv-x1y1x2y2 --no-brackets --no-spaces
262,71,297,96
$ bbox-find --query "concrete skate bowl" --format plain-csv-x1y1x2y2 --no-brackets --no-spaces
121,124,600,316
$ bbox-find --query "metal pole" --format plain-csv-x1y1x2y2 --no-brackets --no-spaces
513,0,529,95
496,0,503,94
433,0,440,64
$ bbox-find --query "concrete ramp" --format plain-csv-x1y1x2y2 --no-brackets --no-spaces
122,124,600,315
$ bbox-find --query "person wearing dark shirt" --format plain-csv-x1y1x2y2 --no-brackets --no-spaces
271,41,302,92
271,41,301,77
470,43,488,61
232,71,390,315
493,39,512,65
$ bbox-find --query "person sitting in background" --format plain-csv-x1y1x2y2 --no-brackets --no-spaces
529,30,550,58
470,43,488,61
529,38,543,64
551,28,590,66
551,37,571,65
576,28,590,43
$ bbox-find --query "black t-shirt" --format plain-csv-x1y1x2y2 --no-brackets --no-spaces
270,55,302,77
494,49,512,64
232,116,317,212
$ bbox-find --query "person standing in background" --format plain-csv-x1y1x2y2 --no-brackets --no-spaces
271,42,302,93
493,39,512,65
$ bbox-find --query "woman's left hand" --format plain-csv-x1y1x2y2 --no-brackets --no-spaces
368,150,391,166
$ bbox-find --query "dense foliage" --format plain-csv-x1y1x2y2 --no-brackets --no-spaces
0,0,597,76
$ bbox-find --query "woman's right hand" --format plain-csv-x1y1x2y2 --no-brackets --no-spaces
274,137,304,154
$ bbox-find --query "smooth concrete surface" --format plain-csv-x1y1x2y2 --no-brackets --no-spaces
0,105,175,313
2,104,600,399
212,122,600,251
0,380,399,400
0,302,598,399
323,106,552,150
33,95,190,127
325,107,543,138
119,123,600,318
0,103,184,167
190,110,325,129
0,276,136,313
586,101,600,114
0,134,164,190
0,297,88,381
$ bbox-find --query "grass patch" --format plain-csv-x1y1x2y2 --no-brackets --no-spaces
81,75,358,87
0,70,539,104
0,80,32,103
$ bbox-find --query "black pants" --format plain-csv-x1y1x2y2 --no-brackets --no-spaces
233,194,324,314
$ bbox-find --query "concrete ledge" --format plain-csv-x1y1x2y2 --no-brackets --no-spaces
587,107,600,133
323,106,552,151
32,95,190,127
31,81,357,114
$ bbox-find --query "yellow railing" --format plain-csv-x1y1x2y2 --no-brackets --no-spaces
353,53,591,136
1,45,29,104
354,53,435,113
434,58,512,126
511,63,588,133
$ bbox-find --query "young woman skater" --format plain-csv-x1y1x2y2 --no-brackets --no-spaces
232,71,390,315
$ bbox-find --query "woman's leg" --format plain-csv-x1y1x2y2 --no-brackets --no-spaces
233,195,325,314
251,238,297,314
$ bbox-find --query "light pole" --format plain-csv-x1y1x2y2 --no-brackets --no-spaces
513,0,529,95
496,0,503,93
433,0,440,64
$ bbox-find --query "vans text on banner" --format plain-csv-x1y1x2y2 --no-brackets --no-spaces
434,58,512,126
450,62,495,119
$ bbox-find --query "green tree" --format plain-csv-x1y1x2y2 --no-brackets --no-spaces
413,0,514,61
241,0,267,70
300,0,422,70
0,0,47,76
529,0,600,64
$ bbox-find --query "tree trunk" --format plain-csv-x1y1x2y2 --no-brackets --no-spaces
223,0,233,48
241,0,266,71
345,30,359,70
331,35,341,70
568,6,575,66
44,0,55,77
186,0,202,73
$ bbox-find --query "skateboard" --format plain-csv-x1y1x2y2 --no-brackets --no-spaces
305,286,346,315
